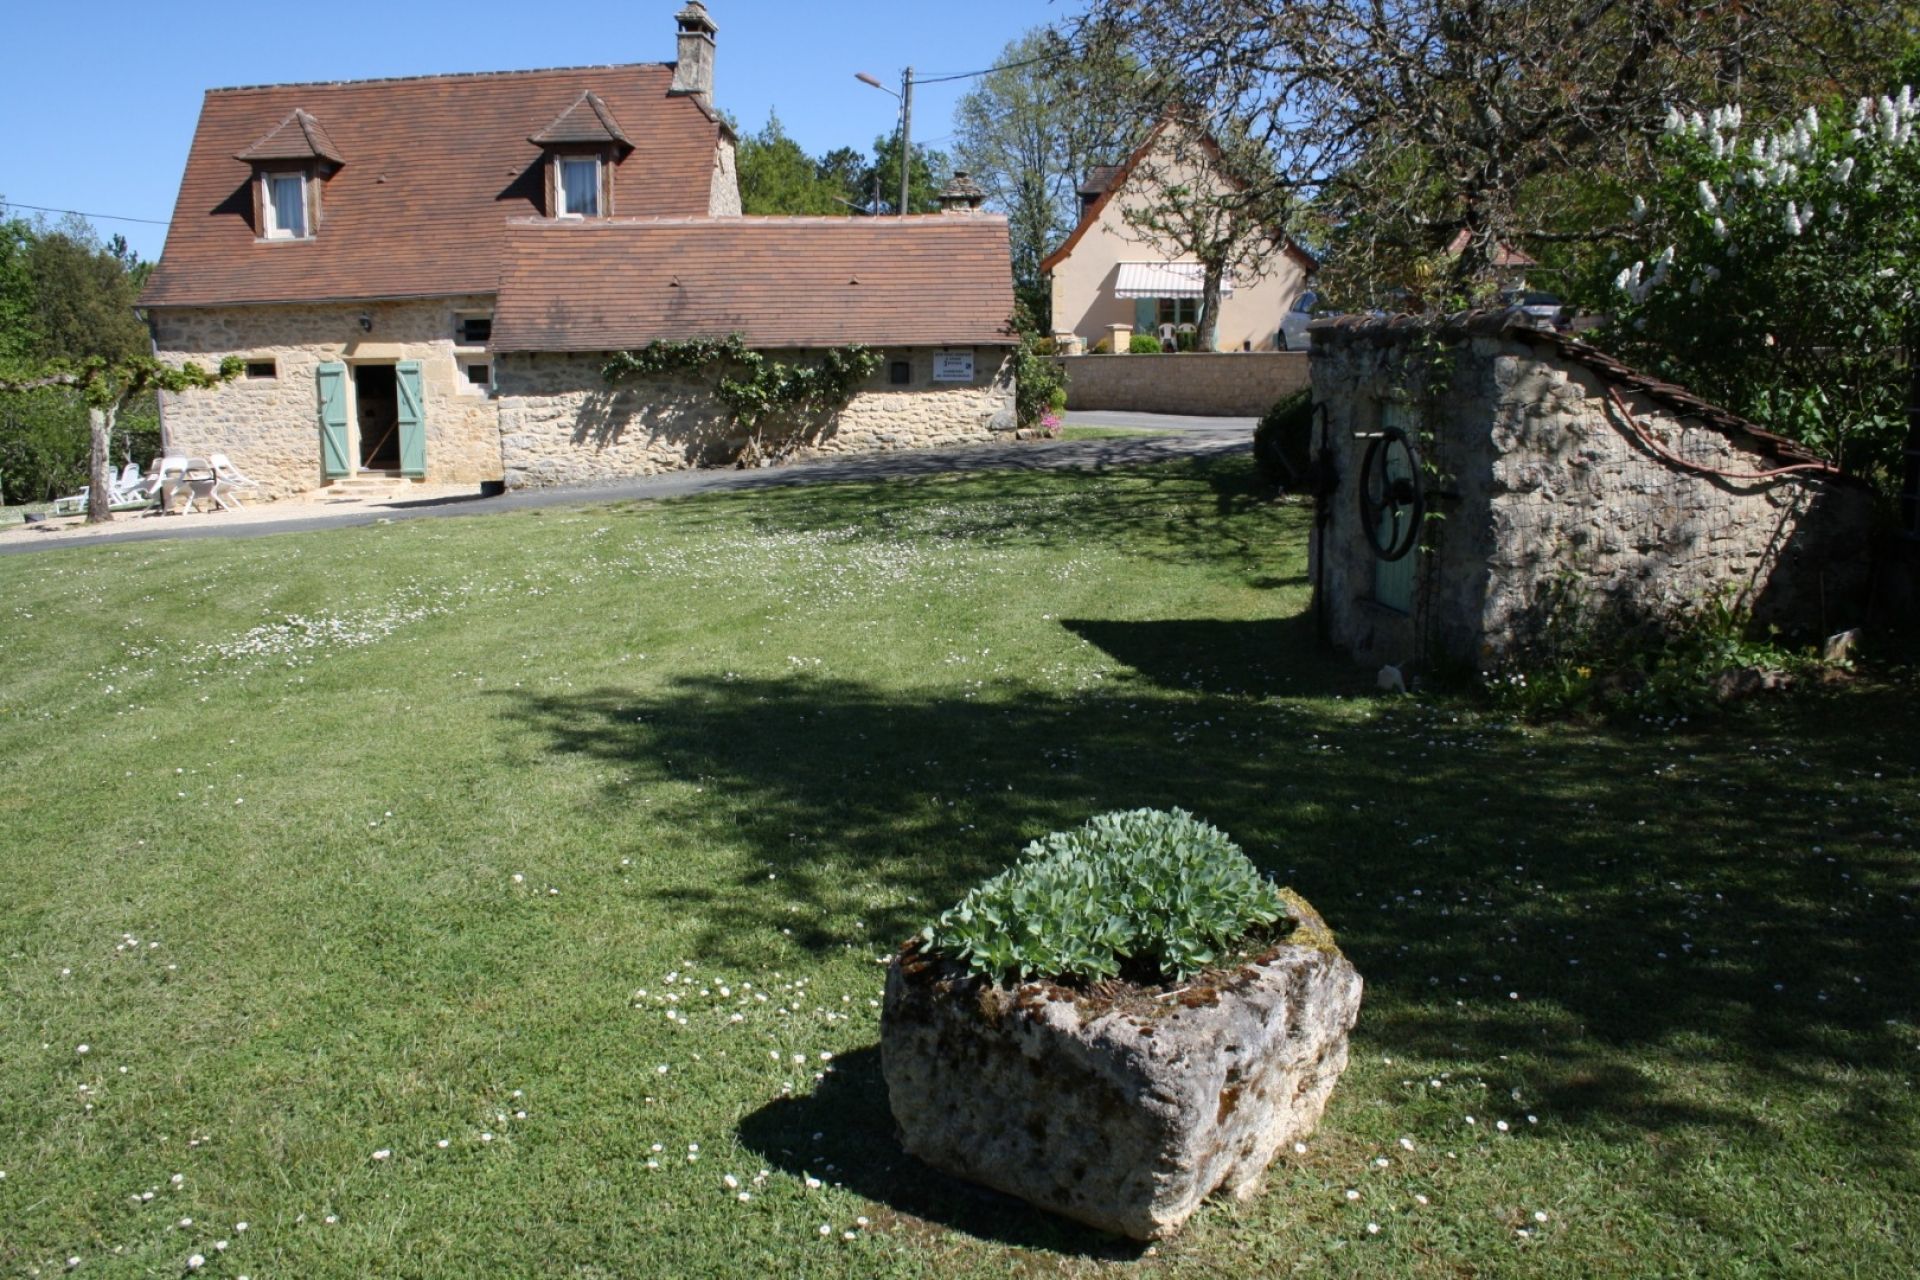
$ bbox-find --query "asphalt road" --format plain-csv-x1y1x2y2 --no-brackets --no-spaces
0,411,1254,555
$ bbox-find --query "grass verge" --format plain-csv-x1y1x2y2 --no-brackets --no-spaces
0,454,1914,1278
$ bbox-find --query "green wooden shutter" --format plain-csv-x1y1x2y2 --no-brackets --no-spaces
1133,297,1156,336
395,361,426,478
316,362,349,479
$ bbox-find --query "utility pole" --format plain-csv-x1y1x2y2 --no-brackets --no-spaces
855,68,917,217
899,67,914,216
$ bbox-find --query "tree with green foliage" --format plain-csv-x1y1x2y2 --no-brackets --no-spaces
1594,89,1920,502
952,28,1151,312
736,113,858,216
0,213,174,508
1082,0,1914,300
864,132,950,216
0,355,241,523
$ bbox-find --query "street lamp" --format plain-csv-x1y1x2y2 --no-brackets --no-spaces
855,69,914,216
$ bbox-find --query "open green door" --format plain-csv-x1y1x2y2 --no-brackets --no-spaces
395,361,426,478
316,362,349,479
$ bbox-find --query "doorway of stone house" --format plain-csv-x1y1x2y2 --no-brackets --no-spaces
355,364,401,472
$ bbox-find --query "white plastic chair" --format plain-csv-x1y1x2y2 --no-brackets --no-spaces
151,456,191,513
50,464,147,514
176,458,221,515
208,453,257,509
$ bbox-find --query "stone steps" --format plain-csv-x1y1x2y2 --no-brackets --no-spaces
315,474,420,502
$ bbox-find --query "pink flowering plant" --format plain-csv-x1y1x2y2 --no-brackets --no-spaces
1597,86,1920,489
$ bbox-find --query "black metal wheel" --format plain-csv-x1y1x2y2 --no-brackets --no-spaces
1358,426,1424,562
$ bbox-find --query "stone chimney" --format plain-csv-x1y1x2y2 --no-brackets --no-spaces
938,171,987,215
670,2,717,107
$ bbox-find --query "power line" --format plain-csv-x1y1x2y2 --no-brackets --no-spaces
1,201,168,227
916,43,1074,86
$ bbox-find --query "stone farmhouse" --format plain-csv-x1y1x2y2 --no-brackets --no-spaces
136,3,1016,499
1042,118,1315,354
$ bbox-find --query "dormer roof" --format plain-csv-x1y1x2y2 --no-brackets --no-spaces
234,108,345,165
529,90,633,151
141,63,728,309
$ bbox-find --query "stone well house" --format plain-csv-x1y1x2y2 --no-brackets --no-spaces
1042,118,1314,354
137,3,1016,499
1308,310,1871,671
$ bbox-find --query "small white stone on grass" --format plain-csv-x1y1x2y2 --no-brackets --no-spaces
76,1044,89,1055
186,1256,204,1271
373,1149,391,1160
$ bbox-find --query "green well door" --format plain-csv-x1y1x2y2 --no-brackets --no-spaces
1372,403,1418,613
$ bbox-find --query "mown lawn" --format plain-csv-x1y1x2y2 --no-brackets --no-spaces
0,455,1914,1278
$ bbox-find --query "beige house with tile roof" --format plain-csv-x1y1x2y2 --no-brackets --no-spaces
1042,119,1315,353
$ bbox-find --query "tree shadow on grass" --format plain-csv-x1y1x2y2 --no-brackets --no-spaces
494,607,1920,1211
736,1045,1148,1259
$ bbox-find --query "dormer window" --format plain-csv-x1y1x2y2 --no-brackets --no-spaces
236,108,342,242
265,172,308,239
559,158,601,218
530,90,632,220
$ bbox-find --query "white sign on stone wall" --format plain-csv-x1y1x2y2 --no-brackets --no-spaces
932,351,975,382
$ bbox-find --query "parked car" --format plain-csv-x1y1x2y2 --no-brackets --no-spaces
1499,290,1570,329
1277,290,1322,350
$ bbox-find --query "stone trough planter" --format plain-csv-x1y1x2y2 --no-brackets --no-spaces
880,891,1362,1240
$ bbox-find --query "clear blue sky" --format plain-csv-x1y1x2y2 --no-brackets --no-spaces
0,0,1083,263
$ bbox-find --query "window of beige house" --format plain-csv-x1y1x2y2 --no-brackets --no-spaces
244,359,278,381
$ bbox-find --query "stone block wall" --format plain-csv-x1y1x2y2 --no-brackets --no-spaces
495,346,1015,489
151,298,505,500
1309,327,1871,671
1053,352,1309,417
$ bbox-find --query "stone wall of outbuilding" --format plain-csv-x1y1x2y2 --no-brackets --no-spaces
495,346,1016,489
151,298,504,499
1309,323,1872,671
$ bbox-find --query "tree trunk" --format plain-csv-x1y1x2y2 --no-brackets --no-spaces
85,405,115,525
1198,263,1224,353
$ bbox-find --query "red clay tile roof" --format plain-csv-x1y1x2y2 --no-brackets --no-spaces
235,108,345,165
140,63,724,309
528,90,632,149
491,216,1017,351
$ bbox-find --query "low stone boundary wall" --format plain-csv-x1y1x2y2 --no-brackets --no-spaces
1053,352,1310,417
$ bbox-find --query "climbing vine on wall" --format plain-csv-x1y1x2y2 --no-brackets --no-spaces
601,334,883,466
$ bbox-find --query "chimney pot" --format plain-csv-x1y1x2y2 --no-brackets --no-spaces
937,171,987,215
670,2,717,106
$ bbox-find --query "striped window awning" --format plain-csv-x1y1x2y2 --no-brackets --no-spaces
1114,261,1234,299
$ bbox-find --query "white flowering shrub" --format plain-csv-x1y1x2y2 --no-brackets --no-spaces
1598,86,1919,487
921,808,1289,985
